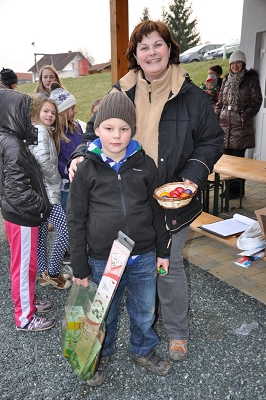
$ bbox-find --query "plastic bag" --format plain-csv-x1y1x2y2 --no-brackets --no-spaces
67,231,135,380
61,281,97,359
237,221,265,251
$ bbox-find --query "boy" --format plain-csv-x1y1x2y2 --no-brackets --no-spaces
66,92,172,386
0,89,55,331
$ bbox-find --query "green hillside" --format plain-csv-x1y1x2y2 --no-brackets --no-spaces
17,59,230,123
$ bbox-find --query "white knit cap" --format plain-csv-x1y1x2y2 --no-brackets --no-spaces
49,88,76,113
229,50,246,65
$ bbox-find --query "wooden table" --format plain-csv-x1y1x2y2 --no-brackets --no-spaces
213,155,266,215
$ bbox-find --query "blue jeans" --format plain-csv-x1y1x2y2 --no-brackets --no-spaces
88,249,159,358
61,190,68,213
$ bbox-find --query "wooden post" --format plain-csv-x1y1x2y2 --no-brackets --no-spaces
109,0,129,84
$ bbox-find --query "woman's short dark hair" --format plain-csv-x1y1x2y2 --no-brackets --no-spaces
126,20,180,71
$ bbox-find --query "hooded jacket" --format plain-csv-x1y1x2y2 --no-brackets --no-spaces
0,89,51,226
67,139,170,279
215,69,262,150
69,65,224,233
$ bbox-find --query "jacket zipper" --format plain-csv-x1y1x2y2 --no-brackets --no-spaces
148,84,151,103
117,173,130,235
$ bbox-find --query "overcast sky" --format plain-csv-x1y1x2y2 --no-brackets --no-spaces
1,0,244,72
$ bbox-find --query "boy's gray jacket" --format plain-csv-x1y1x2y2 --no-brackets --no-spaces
29,124,61,205
66,150,170,280
0,89,51,226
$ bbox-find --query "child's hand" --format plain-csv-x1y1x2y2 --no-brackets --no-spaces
157,258,169,276
72,276,89,287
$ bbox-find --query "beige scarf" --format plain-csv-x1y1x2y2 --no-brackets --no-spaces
133,65,186,165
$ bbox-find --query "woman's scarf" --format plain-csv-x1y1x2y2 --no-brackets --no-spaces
227,68,246,111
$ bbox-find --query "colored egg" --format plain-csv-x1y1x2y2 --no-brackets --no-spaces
184,189,193,195
174,186,184,194
169,190,180,197
179,192,190,199
160,191,170,198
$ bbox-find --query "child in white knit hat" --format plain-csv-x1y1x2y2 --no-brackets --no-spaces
49,83,84,265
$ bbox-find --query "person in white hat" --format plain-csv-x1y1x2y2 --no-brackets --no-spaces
215,50,262,199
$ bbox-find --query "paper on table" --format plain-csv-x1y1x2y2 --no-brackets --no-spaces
199,213,256,237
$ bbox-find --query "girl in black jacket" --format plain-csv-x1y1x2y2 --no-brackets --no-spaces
0,89,55,332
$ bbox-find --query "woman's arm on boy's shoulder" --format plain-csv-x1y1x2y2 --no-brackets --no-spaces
67,113,98,181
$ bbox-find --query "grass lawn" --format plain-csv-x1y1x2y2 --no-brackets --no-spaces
17,59,229,123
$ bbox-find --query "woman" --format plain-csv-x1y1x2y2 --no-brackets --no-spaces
34,65,65,97
215,50,262,199
68,20,224,364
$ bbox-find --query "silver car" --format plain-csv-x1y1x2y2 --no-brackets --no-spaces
203,40,240,60
180,43,223,63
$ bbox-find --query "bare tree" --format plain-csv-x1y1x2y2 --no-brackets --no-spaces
78,47,95,66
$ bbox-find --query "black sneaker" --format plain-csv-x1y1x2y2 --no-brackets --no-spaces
16,315,55,332
87,356,111,387
132,349,172,376
62,250,71,265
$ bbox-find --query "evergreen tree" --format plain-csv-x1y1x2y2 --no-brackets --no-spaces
140,6,151,21
163,0,201,52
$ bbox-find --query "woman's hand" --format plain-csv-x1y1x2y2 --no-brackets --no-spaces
183,178,198,190
157,257,169,275
68,156,85,182
72,276,89,287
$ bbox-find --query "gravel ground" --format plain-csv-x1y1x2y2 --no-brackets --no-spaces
0,230,265,400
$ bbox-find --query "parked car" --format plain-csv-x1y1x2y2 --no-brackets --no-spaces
203,39,240,60
179,43,224,63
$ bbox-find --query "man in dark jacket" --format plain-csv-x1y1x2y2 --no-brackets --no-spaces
0,89,55,332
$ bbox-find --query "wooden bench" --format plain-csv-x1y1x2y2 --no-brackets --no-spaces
190,212,266,262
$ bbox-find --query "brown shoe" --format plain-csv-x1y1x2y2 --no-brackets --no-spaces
39,273,70,287
40,271,71,290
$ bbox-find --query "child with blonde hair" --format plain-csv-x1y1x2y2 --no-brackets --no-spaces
29,95,71,289
35,65,65,97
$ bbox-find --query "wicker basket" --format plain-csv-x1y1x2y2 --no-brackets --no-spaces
153,182,196,209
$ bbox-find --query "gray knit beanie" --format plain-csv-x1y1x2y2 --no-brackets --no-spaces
229,50,246,65
94,92,136,135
